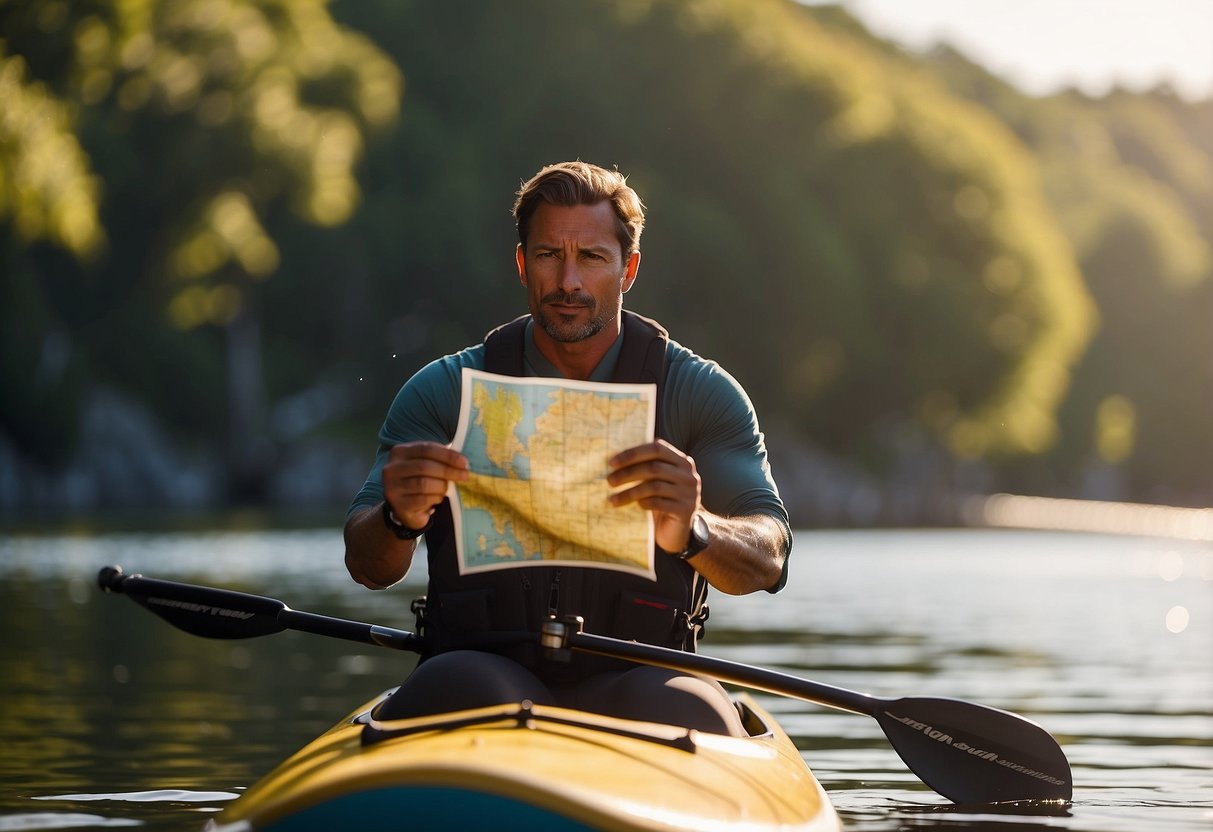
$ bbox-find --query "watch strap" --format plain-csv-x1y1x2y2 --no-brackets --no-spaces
382,501,431,540
673,513,710,560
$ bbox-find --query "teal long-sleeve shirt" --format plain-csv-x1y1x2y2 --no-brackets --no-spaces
349,320,791,591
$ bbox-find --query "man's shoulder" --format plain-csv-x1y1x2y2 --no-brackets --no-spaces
382,343,486,444
406,343,486,389
388,343,485,415
663,338,749,400
663,336,704,368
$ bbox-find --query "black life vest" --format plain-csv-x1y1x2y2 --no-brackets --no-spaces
415,310,708,681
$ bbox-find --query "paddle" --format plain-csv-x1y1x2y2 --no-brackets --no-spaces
542,618,1072,805
96,565,421,652
98,565,1072,805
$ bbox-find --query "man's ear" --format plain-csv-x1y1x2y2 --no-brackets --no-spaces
516,243,527,285
622,250,641,293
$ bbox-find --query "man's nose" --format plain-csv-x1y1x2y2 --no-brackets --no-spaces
557,257,583,292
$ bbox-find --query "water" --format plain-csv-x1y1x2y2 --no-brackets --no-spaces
0,527,1209,830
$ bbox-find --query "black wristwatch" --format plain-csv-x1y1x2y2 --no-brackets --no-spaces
673,513,711,560
382,501,430,540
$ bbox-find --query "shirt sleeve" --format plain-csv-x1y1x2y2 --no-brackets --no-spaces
346,346,482,520
661,344,792,593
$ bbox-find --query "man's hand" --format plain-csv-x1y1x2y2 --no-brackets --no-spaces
607,439,787,594
607,439,700,554
382,441,470,531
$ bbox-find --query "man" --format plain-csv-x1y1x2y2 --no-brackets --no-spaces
344,161,790,735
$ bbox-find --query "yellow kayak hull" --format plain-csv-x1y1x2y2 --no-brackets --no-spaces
206,691,839,831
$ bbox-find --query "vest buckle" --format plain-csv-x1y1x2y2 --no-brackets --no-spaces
410,595,428,636
687,603,710,641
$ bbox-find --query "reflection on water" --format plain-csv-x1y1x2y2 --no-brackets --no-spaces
0,528,1210,831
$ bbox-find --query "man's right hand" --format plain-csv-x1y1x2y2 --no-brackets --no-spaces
382,441,470,531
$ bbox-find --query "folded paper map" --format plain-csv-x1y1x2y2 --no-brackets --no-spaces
448,369,656,578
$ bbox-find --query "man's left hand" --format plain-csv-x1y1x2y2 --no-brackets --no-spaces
607,439,701,554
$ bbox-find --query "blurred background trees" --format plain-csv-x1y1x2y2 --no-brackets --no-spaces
2,0,1209,524
2,0,401,506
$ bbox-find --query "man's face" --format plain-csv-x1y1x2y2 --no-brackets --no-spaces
516,201,639,344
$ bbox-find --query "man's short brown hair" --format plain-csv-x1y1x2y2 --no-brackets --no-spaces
513,161,646,256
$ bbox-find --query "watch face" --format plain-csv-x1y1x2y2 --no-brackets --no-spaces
683,513,710,558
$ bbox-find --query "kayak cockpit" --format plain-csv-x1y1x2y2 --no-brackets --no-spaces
206,690,837,832
362,698,699,752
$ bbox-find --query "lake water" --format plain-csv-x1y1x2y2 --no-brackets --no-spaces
0,527,1209,831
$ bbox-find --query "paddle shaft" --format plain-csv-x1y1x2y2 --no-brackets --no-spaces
282,609,419,650
98,567,875,715
563,629,879,716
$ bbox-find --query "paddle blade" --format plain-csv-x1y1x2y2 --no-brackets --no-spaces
99,567,288,640
876,697,1072,804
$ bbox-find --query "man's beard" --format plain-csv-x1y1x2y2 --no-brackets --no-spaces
535,291,617,343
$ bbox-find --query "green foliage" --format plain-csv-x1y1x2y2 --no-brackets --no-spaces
330,0,1095,468
1,0,401,477
2,0,1209,507
0,40,102,465
0,46,103,257
907,29,1213,502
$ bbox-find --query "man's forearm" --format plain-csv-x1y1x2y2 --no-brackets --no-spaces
343,503,419,589
688,513,788,595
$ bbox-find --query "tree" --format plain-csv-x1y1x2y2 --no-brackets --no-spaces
1,0,402,502
1,42,104,466
911,38,1213,504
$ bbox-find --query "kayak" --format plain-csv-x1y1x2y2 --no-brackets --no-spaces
203,688,841,831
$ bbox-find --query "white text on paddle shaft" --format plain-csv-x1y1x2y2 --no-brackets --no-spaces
884,712,1068,787
148,597,256,619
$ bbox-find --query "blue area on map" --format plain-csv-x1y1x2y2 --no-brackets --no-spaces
460,383,563,479
462,507,549,569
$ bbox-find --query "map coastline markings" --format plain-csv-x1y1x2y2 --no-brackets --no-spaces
449,369,657,578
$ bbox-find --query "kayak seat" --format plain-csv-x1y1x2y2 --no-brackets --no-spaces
374,651,556,720
374,650,747,736
565,664,746,737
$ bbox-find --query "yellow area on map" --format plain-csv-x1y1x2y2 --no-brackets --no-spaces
472,383,526,476
452,371,654,575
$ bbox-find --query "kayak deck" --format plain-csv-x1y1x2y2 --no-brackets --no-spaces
206,691,839,831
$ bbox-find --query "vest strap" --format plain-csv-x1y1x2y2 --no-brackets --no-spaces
482,311,669,410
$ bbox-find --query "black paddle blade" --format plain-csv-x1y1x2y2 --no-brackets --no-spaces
876,697,1072,804
98,566,287,640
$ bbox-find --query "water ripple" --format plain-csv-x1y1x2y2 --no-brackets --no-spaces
0,814,142,830
33,791,238,804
